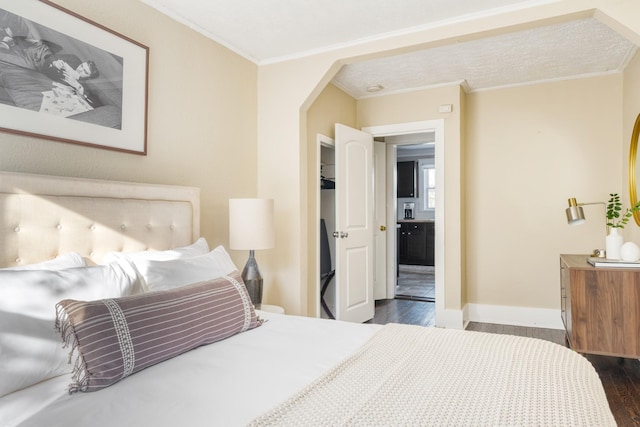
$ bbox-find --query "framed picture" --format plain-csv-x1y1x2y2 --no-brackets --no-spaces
0,0,148,154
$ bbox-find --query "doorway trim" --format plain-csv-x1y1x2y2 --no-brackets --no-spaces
316,133,335,318
362,120,446,327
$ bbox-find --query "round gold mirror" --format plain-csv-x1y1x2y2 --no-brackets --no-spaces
630,113,640,226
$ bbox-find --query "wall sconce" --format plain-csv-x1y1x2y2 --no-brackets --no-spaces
229,198,275,308
565,197,606,257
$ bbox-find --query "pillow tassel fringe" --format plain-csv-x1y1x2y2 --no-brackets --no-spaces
55,303,90,394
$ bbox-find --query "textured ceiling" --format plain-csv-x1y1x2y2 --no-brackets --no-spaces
333,18,637,98
141,0,638,98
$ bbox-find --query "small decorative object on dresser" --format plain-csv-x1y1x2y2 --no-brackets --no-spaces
620,241,640,262
604,193,640,259
605,228,623,259
565,194,640,259
587,256,640,268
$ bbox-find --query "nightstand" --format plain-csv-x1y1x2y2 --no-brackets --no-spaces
257,304,285,314
560,254,640,358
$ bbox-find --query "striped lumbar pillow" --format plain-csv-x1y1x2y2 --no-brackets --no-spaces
55,270,262,393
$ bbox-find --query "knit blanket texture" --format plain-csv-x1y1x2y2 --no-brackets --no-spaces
250,323,615,426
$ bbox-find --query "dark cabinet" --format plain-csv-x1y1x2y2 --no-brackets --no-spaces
405,223,426,263
425,222,434,266
397,161,418,198
398,222,434,266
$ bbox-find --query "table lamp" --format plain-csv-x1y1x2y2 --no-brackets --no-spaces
229,198,274,308
565,197,606,256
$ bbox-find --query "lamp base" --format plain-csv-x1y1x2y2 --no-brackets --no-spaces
241,250,263,309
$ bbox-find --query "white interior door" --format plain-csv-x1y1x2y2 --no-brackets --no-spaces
335,124,374,322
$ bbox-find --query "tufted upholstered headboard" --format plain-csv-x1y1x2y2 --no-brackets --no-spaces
0,171,200,268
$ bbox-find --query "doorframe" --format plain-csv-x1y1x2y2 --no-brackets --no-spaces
362,120,445,327
316,133,335,318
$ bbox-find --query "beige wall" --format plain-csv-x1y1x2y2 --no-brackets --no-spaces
257,0,640,320
0,0,258,268
355,74,624,312
308,84,357,141
465,75,622,309
305,84,356,315
256,57,343,312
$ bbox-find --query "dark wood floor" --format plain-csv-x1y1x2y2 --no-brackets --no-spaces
369,299,640,426
395,265,434,301
368,298,435,327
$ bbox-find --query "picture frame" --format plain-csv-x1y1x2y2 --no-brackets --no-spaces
0,0,149,155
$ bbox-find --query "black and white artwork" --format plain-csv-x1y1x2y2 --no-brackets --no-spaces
0,1,148,154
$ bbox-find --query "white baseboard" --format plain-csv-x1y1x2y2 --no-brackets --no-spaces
465,303,564,330
435,308,465,329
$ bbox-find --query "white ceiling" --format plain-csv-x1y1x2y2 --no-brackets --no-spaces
141,0,638,98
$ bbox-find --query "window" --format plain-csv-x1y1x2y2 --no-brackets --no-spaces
422,165,435,210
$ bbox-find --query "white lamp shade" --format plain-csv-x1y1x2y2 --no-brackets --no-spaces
229,198,275,250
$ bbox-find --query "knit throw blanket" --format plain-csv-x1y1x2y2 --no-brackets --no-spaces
250,323,615,426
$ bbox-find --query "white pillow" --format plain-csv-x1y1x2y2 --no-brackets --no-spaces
2,252,86,271
0,259,140,397
102,237,209,264
133,245,238,292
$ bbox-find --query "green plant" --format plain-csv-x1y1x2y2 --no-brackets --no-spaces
606,193,640,228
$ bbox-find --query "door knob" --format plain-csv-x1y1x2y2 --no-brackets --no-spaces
380,225,386,231
340,231,349,238
332,231,339,238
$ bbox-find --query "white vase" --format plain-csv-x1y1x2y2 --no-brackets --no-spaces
606,228,624,260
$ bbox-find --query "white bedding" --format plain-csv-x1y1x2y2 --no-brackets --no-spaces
1,310,615,427
0,172,615,427
0,311,381,427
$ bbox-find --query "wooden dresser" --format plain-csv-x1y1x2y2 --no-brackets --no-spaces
560,254,640,358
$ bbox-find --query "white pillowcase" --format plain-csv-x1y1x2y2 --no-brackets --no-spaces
132,245,238,292
2,252,86,271
0,259,140,397
102,237,209,264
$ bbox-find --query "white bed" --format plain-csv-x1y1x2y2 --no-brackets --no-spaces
0,171,615,427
